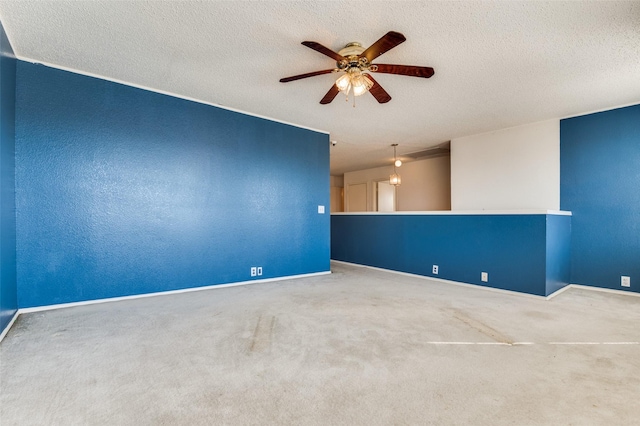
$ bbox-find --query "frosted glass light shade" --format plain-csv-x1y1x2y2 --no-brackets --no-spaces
395,159,402,167
352,82,368,97
389,173,401,186
336,73,351,92
352,74,373,96
336,71,373,96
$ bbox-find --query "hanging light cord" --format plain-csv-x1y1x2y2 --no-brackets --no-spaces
393,144,398,174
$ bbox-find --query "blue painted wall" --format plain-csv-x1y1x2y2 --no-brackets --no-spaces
15,62,329,308
545,214,571,295
0,21,18,333
332,214,570,296
561,104,640,293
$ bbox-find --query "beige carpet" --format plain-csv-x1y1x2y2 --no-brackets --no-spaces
1,262,639,425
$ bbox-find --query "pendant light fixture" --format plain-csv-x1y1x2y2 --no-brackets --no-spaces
390,144,401,186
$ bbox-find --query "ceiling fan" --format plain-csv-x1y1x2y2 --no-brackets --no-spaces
279,31,434,105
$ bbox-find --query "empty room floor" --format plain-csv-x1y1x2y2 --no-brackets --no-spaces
1,262,639,425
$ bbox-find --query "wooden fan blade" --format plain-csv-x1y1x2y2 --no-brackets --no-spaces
320,84,340,104
302,41,346,62
373,64,435,78
364,74,391,104
279,69,335,83
361,31,406,63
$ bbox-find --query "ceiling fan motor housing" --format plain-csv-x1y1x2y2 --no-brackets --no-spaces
338,42,365,57
337,42,367,69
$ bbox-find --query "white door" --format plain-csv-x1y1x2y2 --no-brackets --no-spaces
376,180,395,212
347,183,367,212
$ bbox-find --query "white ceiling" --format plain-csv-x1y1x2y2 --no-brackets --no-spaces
1,1,639,175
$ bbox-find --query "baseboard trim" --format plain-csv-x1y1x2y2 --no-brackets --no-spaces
330,260,549,299
330,260,640,301
17,271,331,315
4,268,636,344
2,271,330,342
567,283,640,298
0,310,20,344
545,284,574,299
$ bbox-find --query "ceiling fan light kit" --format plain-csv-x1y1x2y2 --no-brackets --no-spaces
335,69,374,105
280,31,434,106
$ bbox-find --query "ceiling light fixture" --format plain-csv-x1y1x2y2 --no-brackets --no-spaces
333,42,376,107
279,32,435,106
336,68,373,101
390,144,401,186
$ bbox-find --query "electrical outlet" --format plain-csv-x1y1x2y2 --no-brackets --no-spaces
432,265,439,275
481,272,488,282
257,267,263,276
621,276,631,287
251,267,257,277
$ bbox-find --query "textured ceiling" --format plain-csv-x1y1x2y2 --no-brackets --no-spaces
1,1,639,175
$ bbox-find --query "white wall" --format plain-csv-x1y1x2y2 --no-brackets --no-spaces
397,155,451,211
343,155,451,212
450,120,559,210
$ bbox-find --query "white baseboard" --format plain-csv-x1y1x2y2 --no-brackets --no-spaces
567,283,640,298
545,284,573,299
331,260,549,299
3,267,637,344
330,260,640,300
0,310,20,343
18,271,331,314
0,271,331,343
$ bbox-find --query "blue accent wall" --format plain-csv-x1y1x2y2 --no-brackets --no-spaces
331,213,571,297
0,21,18,333
561,104,640,293
15,62,329,308
545,214,571,295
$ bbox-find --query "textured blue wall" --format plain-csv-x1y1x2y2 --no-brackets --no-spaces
331,214,570,296
15,62,329,308
0,21,18,333
545,214,571,295
561,104,640,293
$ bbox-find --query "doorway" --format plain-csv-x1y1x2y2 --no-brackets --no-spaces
375,180,396,212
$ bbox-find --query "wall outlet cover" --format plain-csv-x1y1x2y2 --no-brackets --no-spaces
432,265,439,274
318,205,325,214
251,267,257,277
621,276,631,287
481,272,488,282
